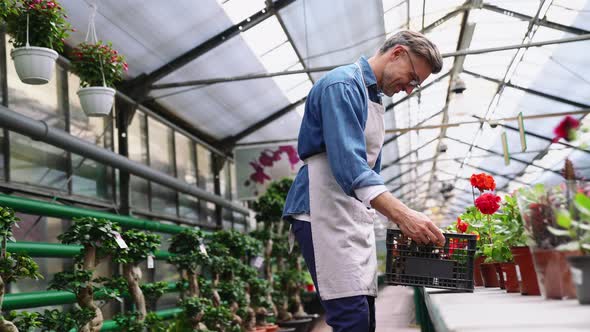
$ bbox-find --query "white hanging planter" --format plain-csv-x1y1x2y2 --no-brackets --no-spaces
77,86,116,117
10,46,59,85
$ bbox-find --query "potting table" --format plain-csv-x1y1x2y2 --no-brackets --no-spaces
419,287,590,331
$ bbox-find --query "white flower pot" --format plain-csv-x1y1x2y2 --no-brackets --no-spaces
10,46,59,85
77,86,116,117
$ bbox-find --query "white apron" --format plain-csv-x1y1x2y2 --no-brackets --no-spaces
307,62,385,300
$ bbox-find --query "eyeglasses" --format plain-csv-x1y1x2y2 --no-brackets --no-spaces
403,48,422,92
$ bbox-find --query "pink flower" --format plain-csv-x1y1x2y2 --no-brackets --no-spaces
249,162,271,184
553,116,580,143
258,151,275,167
278,145,300,169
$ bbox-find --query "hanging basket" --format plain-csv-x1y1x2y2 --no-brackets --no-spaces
10,46,59,85
77,86,116,117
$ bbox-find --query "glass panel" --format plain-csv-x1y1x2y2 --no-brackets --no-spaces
128,111,149,210
0,130,4,180
69,73,115,200
12,214,73,292
175,132,199,221
148,118,176,216
197,144,216,226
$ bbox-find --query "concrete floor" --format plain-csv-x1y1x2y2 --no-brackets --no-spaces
311,286,420,332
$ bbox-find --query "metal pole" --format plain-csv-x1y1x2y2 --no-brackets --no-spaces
0,193,187,234
151,34,590,89
6,241,173,260
0,106,250,215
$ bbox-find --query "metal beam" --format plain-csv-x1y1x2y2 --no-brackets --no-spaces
463,70,590,109
0,106,250,215
383,109,445,147
444,135,563,176
482,3,590,36
123,0,296,97
222,97,306,147
147,34,590,89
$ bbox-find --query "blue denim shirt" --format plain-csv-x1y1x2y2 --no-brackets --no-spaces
282,57,385,219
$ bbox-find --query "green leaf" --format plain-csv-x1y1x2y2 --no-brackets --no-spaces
557,211,572,229
574,193,590,216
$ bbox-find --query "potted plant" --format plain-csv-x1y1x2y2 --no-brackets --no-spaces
517,181,578,300
3,0,72,84
112,230,161,323
548,176,590,304
50,216,122,331
496,193,540,295
0,206,42,332
70,41,127,116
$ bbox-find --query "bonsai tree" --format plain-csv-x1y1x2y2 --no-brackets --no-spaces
6,311,40,332
52,216,122,332
112,311,167,332
168,229,209,327
3,0,72,52
112,230,161,322
38,308,95,332
0,206,42,332
141,281,169,311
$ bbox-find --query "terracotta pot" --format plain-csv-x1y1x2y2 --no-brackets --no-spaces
266,324,280,332
480,263,499,287
500,262,520,293
532,249,578,300
494,263,506,289
511,246,540,295
473,255,485,287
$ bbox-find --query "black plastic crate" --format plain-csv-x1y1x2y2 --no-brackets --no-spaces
385,229,477,292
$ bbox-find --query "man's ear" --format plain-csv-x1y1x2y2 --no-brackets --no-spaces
389,45,404,61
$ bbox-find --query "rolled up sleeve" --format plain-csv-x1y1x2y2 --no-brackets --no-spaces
320,82,384,198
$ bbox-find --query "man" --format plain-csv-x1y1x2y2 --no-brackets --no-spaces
282,30,446,332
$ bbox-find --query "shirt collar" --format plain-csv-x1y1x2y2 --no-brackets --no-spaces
358,56,382,94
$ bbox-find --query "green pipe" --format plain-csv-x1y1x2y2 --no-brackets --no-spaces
0,194,188,234
6,242,174,260
99,308,183,331
3,282,181,310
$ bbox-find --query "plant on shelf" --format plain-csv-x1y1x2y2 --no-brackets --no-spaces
112,311,167,332
141,281,169,311
70,41,127,116
51,216,122,332
168,229,209,329
0,206,42,332
112,229,161,323
2,0,73,84
38,308,96,332
6,311,40,332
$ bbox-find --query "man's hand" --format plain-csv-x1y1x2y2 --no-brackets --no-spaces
370,191,446,246
397,209,446,246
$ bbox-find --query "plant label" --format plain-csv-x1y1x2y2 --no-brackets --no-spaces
571,267,582,285
503,272,507,282
113,231,128,249
252,256,264,269
199,243,208,257
147,255,155,269
515,265,522,282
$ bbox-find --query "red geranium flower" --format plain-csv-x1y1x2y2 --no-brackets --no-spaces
475,193,501,215
553,116,580,143
470,173,496,192
456,217,468,233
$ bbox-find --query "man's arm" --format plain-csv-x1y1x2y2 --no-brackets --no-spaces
371,191,446,246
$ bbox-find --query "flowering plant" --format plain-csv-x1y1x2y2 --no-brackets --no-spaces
70,42,128,88
475,193,501,215
470,173,496,192
2,0,73,52
552,115,580,143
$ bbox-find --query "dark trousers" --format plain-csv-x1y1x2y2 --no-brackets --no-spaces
291,219,376,332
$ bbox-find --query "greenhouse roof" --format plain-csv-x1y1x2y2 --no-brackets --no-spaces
60,0,590,225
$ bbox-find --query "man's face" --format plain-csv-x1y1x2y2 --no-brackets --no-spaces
381,46,432,97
